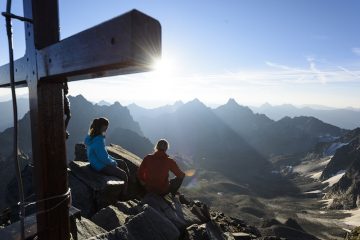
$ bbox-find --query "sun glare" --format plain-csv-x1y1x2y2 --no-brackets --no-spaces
151,57,175,75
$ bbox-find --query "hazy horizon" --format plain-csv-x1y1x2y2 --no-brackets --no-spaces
1,92,359,111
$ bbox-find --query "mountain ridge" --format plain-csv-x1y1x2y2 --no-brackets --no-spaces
252,103,360,129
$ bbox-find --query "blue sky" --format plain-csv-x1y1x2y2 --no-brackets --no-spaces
1,0,360,107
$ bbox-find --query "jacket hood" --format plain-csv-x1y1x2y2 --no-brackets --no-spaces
84,135,104,146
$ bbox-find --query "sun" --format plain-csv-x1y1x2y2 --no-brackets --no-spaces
149,56,178,88
151,57,175,76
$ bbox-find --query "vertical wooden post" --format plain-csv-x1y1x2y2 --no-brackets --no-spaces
27,0,70,239
32,83,69,239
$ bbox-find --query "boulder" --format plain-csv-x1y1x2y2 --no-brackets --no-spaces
185,221,257,240
231,232,253,240
107,144,146,198
113,200,141,216
140,193,262,240
184,224,209,240
69,169,96,218
69,161,125,217
255,237,286,240
142,193,187,230
89,204,180,240
74,217,107,240
345,226,360,240
107,144,142,176
69,144,147,217
91,205,129,231
209,211,260,237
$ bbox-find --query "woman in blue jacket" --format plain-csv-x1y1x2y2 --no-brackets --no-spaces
85,117,129,196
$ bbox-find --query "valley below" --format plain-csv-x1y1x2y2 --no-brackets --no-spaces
182,154,357,240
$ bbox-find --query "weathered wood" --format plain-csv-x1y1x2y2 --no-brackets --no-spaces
24,0,71,239
69,161,125,191
0,206,81,240
0,10,161,87
0,58,28,87
37,10,161,82
33,82,70,240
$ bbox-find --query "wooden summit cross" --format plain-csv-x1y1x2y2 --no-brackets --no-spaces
0,0,161,239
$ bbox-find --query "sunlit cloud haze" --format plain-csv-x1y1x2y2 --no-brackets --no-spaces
1,0,359,108
65,55,360,108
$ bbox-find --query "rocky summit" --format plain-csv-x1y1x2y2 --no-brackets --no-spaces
70,144,281,240
0,143,284,240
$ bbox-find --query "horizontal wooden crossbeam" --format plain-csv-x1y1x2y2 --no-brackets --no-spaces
0,57,28,87
0,9,161,87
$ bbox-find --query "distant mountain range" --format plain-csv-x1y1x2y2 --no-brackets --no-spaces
66,95,154,159
0,112,32,159
128,100,184,119
130,98,270,180
0,95,154,161
251,103,360,130
129,98,346,158
0,96,349,180
0,95,155,213
0,98,29,132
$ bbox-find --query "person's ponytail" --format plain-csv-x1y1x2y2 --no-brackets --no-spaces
89,117,109,138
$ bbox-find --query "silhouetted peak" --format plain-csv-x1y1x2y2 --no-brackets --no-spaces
71,94,88,102
98,100,112,106
178,99,208,114
261,102,272,108
219,98,253,114
279,104,298,110
69,95,93,107
278,116,292,122
173,100,184,107
128,103,139,108
226,98,239,106
186,98,205,107
112,101,122,107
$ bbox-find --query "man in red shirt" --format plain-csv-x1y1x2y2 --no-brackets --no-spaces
138,139,185,196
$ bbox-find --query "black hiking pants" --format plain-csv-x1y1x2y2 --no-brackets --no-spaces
167,176,184,196
100,159,129,195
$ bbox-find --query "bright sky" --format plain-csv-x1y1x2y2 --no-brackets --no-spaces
1,0,360,108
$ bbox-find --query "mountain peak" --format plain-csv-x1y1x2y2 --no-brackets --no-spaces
112,101,123,107
98,100,112,106
219,98,253,114
261,102,272,108
72,94,87,102
226,98,239,106
187,98,205,106
178,98,208,113
70,94,93,106
173,100,184,107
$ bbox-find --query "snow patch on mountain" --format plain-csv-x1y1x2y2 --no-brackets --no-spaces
322,170,346,187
